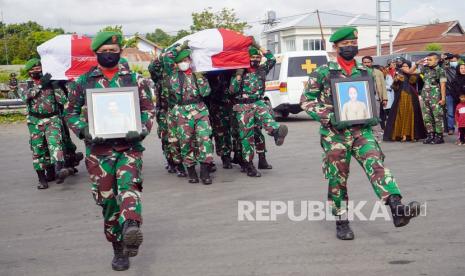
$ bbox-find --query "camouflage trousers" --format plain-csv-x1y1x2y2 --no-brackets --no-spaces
27,115,64,170
175,104,214,167
156,111,170,162
320,126,401,216
85,148,143,243
166,108,183,164
421,94,444,133
233,100,279,162
209,102,233,157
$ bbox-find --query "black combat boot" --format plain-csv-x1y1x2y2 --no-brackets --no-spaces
209,162,217,173
167,160,177,174
72,152,84,167
246,162,261,177
45,165,56,182
122,220,143,257
431,132,444,144
387,195,420,227
55,161,69,184
423,132,434,144
272,125,288,146
36,170,48,190
231,151,241,164
257,153,272,170
111,241,129,271
200,163,213,185
176,163,187,177
187,166,199,183
336,219,354,240
221,155,233,169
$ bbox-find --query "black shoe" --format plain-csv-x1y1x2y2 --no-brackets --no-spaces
221,155,233,169
200,163,213,185
45,165,56,182
73,152,84,167
336,220,355,240
36,170,48,189
209,163,217,173
176,163,187,177
187,166,199,183
246,162,261,177
423,133,434,144
55,161,69,184
111,242,129,271
167,161,177,174
272,125,288,146
231,151,241,164
431,133,444,144
122,220,143,258
387,195,420,227
257,153,272,170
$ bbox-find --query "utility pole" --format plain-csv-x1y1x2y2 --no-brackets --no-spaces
316,10,326,50
376,0,393,56
1,10,9,65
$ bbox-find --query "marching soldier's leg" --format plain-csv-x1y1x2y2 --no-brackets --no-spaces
115,149,144,258
321,131,353,240
167,110,186,176
61,117,82,171
256,101,288,146
28,122,48,189
422,98,435,144
352,128,420,227
197,112,214,185
178,111,198,183
432,100,445,144
255,128,272,169
45,117,69,183
237,109,260,177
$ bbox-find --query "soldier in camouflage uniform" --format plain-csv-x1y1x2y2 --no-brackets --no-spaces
409,53,447,144
300,27,420,240
65,32,154,271
161,41,214,185
229,43,288,177
148,57,186,177
19,58,70,189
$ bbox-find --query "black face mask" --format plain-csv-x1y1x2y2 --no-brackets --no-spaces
338,46,359,61
29,72,42,80
250,60,260,68
97,52,120,68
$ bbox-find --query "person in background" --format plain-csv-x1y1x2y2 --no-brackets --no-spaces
382,64,394,120
454,92,465,145
443,53,459,135
362,56,388,129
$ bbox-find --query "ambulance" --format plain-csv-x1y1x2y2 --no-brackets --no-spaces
265,51,329,118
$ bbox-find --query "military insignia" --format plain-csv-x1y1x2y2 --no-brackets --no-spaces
112,35,117,43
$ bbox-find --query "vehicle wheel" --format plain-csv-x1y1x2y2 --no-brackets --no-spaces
281,111,290,119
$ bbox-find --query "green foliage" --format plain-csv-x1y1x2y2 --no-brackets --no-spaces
0,21,64,65
99,25,123,34
190,8,249,33
425,43,442,51
0,112,26,124
146,28,173,47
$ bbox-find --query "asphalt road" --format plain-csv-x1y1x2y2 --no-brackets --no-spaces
1,114,464,276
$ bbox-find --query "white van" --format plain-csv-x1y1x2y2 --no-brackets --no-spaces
265,51,329,118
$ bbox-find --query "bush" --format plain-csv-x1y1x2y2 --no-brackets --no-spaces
0,113,26,124
424,43,442,51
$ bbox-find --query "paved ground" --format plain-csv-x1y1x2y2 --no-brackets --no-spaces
1,114,464,276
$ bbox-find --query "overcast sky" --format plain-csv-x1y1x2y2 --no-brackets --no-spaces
1,0,464,36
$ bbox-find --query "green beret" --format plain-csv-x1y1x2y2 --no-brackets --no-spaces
24,58,41,71
91,31,123,52
329,27,358,43
249,46,260,56
174,49,191,63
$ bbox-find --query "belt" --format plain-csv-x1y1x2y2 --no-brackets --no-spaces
236,98,257,104
29,111,59,119
178,99,201,105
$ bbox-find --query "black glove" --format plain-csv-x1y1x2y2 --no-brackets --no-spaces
330,114,351,130
40,73,53,88
363,117,381,128
78,127,92,142
51,80,61,90
125,129,149,143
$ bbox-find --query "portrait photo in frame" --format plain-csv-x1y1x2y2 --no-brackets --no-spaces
86,87,142,139
330,76,378,126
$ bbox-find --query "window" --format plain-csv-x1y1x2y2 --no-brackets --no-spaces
266,63,281,81
285,39,296,52
303,39,323,51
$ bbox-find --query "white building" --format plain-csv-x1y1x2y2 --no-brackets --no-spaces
261,10,407,54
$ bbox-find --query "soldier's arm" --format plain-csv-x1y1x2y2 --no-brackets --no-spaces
136,74,155,133
229,69,244,95
194,73,211,97
261,50,276,74
439,68,447,104
64,77,87,137
20,83,42,102
161,45,179,76
148,59,163,83
53,85,68,106
299,68,333,122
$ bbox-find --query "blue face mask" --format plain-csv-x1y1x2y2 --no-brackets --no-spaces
450,61,458,68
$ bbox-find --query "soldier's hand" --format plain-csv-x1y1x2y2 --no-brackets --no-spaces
125,129,148,143
180,40,190,50
438,99,446,106
91,136,105,145
236,69,245,81
79,127,92,142
363,117,381,128
330,114,350,130
194,72,204,79
40,73,53,88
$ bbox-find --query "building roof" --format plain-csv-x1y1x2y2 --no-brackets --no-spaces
264,10,405,33
358,21,465,56
121,47,153,62
135,35,162,49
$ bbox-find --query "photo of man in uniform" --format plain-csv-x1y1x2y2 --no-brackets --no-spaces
93,95,137,136
340,85,369,121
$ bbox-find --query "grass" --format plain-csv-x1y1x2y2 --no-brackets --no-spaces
0,112,26,124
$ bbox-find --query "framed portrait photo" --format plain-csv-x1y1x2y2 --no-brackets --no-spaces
86,87,142,139
330,76,378,126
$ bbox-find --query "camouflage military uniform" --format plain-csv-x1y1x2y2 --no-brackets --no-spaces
419,65,447,134
229,51,279,162
300,61,401,216
65,64,154,242
19,80,67,171
162,46,214,167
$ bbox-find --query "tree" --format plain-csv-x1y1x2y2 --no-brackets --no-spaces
99,25,123,34
146,28,173,47
425,43,442,51
190,7,249,33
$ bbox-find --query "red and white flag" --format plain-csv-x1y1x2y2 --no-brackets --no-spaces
37,34,97,80
175,28,253,72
